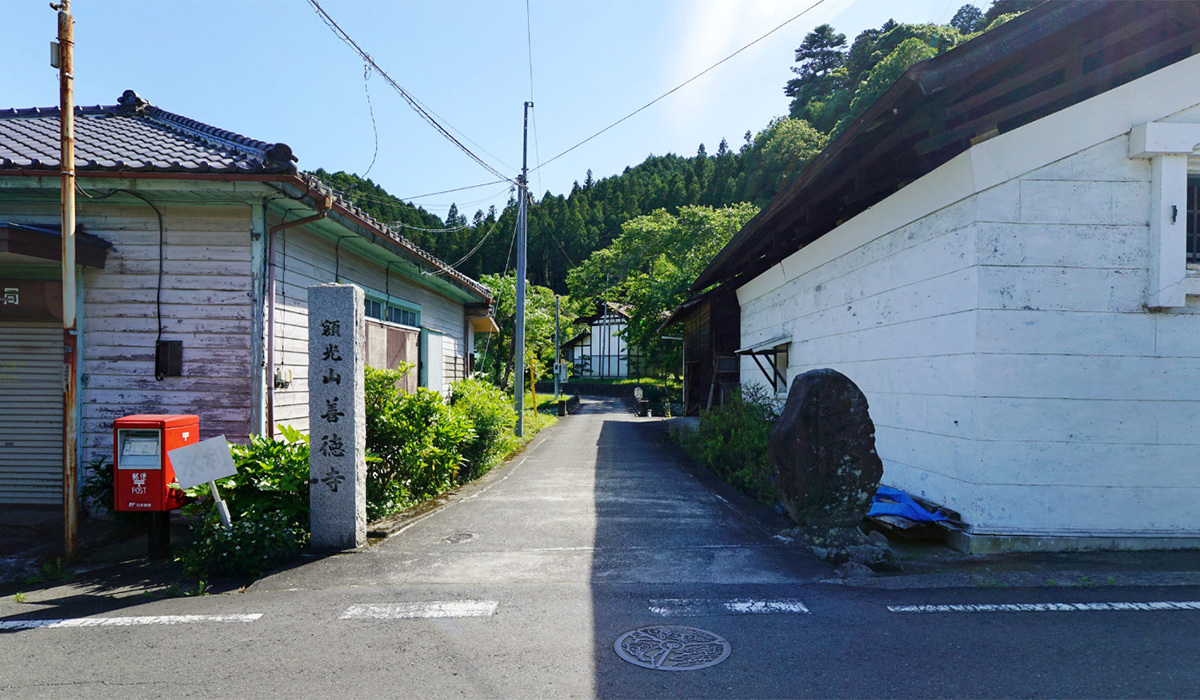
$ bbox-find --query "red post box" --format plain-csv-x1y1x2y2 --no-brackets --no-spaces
113,414,197,512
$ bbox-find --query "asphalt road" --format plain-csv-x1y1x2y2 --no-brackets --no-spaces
2,399,1199,699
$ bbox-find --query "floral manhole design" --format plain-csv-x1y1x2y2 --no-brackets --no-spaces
613,625,731,671
441,532,477,544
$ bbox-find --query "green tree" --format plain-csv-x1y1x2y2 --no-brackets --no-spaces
982,0,1041,26
832,34,948,137
949,4,984,34
785,24,849,123
476,272,582,391
567,204,758,377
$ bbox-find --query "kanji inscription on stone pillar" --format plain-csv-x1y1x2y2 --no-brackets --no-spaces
308,284,366,550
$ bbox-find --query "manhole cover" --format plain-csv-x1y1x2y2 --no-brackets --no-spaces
441,532,477,544
614,625,730,671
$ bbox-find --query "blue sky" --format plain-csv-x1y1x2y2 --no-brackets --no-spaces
5,0,981,219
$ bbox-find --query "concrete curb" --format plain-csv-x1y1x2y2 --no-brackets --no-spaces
822,569,1200,590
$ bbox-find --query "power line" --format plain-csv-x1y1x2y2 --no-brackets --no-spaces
401,179,511,201
389,220,474,234
531,0,830,173
526,189,576,270
360,62,379,178
306,0,515,184
525,0,536,103
423,213,506,277
525,0,543,195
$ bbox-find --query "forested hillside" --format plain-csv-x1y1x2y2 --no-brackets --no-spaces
310,1,1036,298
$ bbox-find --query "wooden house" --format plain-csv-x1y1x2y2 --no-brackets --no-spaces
659,285,741,415
691,1,1200,551
0,90,496,507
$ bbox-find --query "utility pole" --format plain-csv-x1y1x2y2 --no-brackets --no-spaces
514,101,532,436
553,295,560,402
53,0,79,563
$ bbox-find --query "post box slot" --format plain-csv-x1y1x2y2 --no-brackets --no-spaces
117,429,162,469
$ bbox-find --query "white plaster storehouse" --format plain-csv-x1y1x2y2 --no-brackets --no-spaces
560,302,644,379
693,1,1200,551
0,91,495,509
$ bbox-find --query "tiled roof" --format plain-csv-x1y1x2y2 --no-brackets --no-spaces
0,90,297,174
0,90,492,302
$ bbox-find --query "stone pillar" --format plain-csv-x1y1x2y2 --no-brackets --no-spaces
308,284,367,550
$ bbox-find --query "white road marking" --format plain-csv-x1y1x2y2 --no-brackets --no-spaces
889,601,1200,614
0,614,263,630
340,601,499,620
649,598,810,617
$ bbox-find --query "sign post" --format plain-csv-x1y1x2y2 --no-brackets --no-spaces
168,435,238,529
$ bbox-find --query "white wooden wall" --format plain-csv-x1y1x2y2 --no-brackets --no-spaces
0,200,259,466
270,225,469,434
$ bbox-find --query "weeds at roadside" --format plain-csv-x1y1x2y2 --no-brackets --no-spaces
25,558,73,584
158,580,211,599
12,592,27,603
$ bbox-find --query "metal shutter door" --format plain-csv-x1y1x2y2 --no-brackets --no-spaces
0,322,63,504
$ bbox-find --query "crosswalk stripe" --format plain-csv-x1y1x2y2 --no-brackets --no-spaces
649,598,810,617
340,601,499,620
889,601,1200,614
0,614,263,630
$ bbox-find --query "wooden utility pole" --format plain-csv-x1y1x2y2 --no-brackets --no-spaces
54,0,79,562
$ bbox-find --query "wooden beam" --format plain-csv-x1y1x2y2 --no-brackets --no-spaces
916,27,1200,156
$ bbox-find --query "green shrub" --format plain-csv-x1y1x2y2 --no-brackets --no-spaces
186,425,311,532
181,426,310,579
365,368,475,520
182,511,306,579
450,378,520,481
691,385,780,504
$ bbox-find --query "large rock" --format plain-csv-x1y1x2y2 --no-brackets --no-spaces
768,369,883,528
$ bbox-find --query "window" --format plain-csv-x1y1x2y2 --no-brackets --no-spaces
1189,175,1199,265
364,297,419,328
1129,121,1200,307
387,305,418,327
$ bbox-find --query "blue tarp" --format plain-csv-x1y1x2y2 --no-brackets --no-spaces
867,485,948,523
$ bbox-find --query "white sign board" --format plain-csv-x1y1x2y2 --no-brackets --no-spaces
168,435,238,489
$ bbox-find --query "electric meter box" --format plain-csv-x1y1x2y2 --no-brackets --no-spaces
113,414,198,512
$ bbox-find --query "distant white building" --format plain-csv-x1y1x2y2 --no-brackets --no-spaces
693,1,1200,552
560,302,644,379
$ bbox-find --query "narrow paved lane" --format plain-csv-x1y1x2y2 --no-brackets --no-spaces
257,397,824,591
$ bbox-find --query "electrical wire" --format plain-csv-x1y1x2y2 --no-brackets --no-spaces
389,220,474,234
306,0,515,184
361,62,379,178
525,0,536,103
400,179,511,201
422,213,505,277
531,0,829,173
115,189,167,380
476,216,521,375
526,189,575,269
525,0,543,195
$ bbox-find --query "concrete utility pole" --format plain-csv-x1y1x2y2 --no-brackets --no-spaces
514,101,532,436
54,0,79,563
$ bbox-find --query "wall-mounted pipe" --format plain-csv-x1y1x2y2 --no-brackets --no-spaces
265,193,333,436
